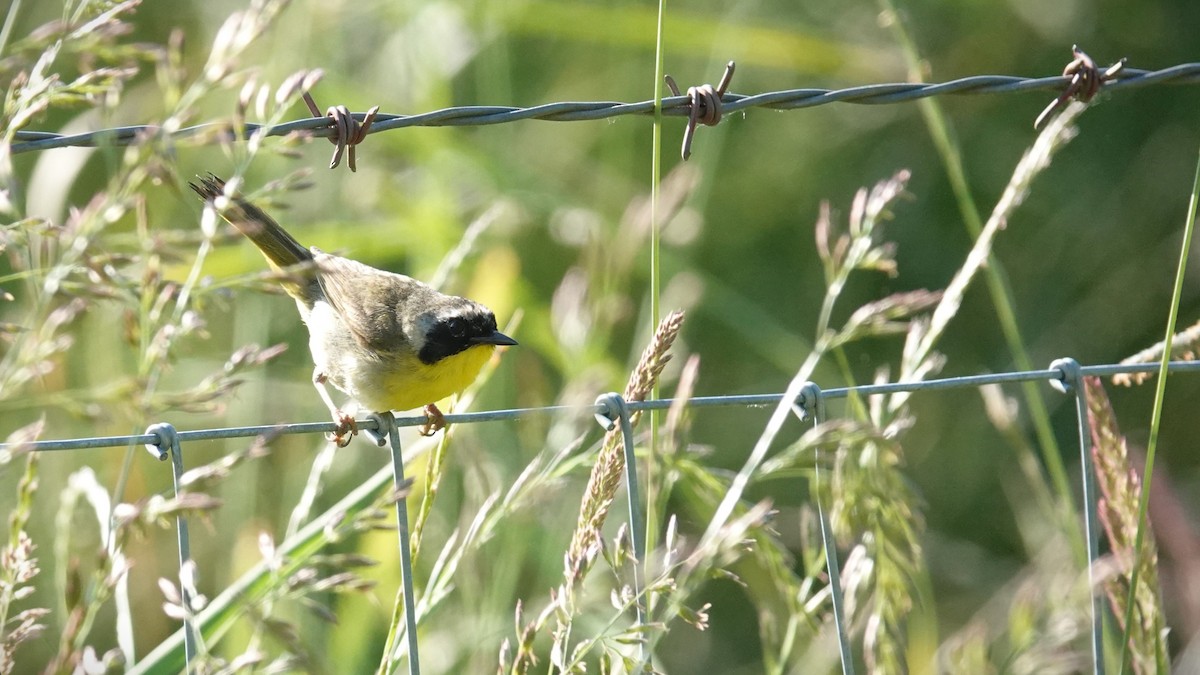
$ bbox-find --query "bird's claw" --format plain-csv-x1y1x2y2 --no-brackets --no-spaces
418,404,446,437
327,411,358,447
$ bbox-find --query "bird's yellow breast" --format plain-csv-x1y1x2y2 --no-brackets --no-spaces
368,344,496,413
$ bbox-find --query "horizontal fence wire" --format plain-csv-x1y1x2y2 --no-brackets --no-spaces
10,62,1200,155
9,48,1197,675
10,359,1194,675
7,359,1199,453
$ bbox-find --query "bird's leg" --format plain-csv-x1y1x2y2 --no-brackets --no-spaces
313,369,356,447
419,403,447,437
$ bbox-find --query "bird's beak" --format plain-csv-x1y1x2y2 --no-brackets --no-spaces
473,330,518,347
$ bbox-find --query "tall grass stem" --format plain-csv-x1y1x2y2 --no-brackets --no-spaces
880,0,1079,555
1117,143,1200,674
644,0,667,589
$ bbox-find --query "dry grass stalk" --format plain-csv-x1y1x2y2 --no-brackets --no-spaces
1082,377,1167,673
911,101,1084,371
498,311,685,673
565,309,684,582
1113,318,1200,386
0,451,46,675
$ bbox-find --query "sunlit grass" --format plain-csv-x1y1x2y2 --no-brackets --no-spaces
0,0,1194,673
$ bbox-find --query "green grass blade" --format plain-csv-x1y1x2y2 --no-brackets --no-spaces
879,0,1079,556
130,464,395,675
1117,143,1200,674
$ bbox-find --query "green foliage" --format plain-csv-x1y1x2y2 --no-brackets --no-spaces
1,0,1198,673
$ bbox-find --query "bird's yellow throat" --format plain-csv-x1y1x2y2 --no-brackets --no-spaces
377,344,497,413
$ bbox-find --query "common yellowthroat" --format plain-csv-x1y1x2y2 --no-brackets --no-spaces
191,175,516,446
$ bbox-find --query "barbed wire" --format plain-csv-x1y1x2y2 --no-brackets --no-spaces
10,62,1200,156
8,41,1196,675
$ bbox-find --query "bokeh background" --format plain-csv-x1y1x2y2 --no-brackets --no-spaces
3,0,1200,672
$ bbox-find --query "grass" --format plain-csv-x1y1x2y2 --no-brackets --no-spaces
1,0,1197,673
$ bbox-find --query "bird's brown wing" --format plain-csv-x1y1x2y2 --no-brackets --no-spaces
313,252,424,355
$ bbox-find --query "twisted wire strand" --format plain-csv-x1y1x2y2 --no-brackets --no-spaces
11,63,1200,155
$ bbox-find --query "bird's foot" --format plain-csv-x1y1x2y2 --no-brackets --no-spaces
418,404,446,437
327,410,358,447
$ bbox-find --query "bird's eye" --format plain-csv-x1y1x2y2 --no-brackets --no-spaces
448,317,467,337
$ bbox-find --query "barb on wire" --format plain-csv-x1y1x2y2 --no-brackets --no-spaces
8,61,1200,156
664,61,736,160
302,91,379,171
1035,45,1127,129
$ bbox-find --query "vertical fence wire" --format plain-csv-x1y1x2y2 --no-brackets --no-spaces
1051,358,1105,675
144,423,197,669
791,383,855,675
366,412,422,675
593,393,649,666
11,360,1200,670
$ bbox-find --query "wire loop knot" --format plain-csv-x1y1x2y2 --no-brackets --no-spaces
593,392,630,432
664,61,736,160
365,411,396,448
1050,357,1083,395
144,422,179,461
303,92,380,172
791,382,825,423
1035,45,1126,129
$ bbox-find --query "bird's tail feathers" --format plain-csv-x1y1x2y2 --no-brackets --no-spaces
190,174,313,270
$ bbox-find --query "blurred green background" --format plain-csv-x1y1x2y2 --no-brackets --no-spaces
3,0,1200,671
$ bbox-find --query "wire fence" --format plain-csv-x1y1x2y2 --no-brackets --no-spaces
4,358,1196,674
10,60,1200,156
16,359,1194,453
6,41,1198,675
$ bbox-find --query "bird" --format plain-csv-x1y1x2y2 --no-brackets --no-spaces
190,175,517,446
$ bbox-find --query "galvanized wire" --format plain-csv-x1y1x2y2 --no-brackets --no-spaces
794,383,855,675
6,357,1196,674
10,63,1200,155
9,359,1199,453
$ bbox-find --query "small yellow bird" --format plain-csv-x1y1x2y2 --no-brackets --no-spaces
191,175,516,446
